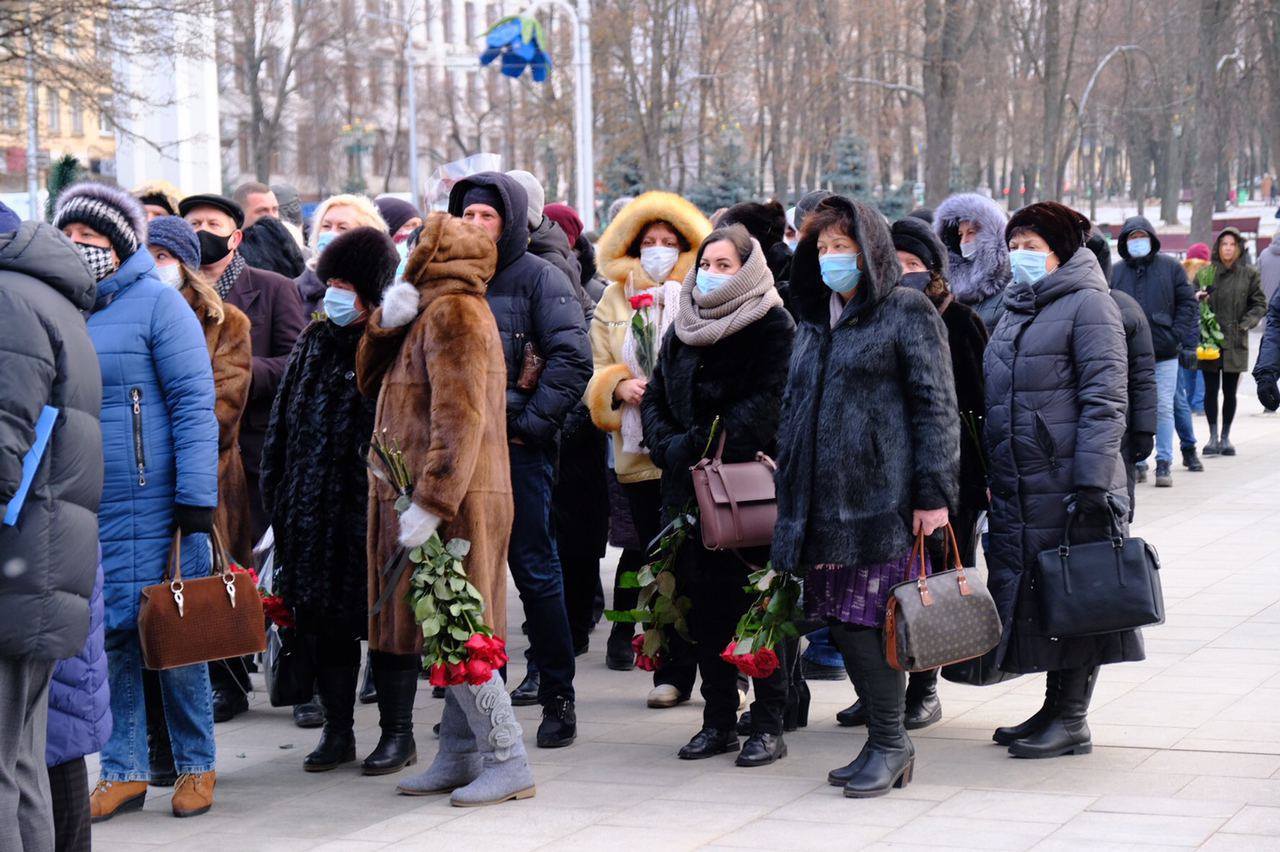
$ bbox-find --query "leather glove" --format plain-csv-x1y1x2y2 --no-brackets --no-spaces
398,502,441,549
174,504,214,536
1259,379,1280,412
379,281,421,329
1129,432,1154,463
1178,348,1198,370
1068,487,1112,516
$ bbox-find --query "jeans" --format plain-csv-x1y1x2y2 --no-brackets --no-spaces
101,628,215,781
508,442,575,703
1154,358,1179,463
0,657,55,852
801,628,845,668
1189,368,1205,411
1176,366,1199,449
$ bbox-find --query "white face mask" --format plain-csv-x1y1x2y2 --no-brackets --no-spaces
960,239,978,259
640,245,679,283
155,262,183,289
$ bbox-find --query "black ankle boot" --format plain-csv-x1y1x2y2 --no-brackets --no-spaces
1009,666,1097,759
830,625,914,798
362,659,419,775
606,625,636,671
510,669,540,706
836,699,867,727
993,671,1061,746
305,666,358,772
677,727,738,760
736,732,786,767
904,669,942,731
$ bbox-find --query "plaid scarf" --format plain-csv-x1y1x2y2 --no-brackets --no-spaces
215,254,247,299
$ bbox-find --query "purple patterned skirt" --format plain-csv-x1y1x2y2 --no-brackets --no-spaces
804,549,926,628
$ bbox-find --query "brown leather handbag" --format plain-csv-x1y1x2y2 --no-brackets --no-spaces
138,530,267,670
690,430,777,551
884,525,1002,673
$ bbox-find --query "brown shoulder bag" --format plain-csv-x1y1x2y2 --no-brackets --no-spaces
690,430,777,551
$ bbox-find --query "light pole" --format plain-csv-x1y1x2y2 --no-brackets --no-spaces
341,118,377,193
24,4,39,220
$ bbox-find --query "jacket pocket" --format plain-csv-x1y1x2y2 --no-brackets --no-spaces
129,387,147,486
1033,412,1060,472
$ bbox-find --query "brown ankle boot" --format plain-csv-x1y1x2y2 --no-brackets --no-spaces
171,771,216,818
89,779,147,823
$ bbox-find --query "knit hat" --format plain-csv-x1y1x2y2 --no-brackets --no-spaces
1187,242,1211,261
607,196,635,223
719,200,786,250
1005,201,1091,266
271,183,303,227
315,226,400,307
543,203,583,247
374,196,420,235
0,201,19,234
505,170,545,227
179,193,245,229
891,216,946,274
461,184,503,215
146,215,201,269
53,182,147,259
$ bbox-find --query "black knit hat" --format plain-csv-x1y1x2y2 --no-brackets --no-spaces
52,182,147,259
375,196,420,235
719,200,786,250
315,226,399,307
891,216,947,275
1006,201,1091,266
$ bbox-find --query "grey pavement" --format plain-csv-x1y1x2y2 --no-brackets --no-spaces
93,368,1280,851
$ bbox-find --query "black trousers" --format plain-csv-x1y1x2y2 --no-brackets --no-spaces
48,757,89,852
1203,370,1240,431
562,553,602,650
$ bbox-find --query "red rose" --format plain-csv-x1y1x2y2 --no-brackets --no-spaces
720,641,738,666
261,595,295,629
446,661,468,686
428,663,449,687
629,293,655,310
230,563,259,585
632,634,662,671
465,658,493,685
752,647,780,678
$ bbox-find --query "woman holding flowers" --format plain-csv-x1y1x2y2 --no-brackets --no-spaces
640,224,795,766
587,192,710,695
772,197,958,798
356,212,534,807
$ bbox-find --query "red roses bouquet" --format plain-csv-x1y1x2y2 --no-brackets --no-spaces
233,562,295,629
721,567,802,680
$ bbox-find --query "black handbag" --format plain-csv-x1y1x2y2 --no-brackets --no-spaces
1035,501,1164,638
265,626,317,708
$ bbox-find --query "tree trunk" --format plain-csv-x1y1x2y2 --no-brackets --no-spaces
922,0,964,205
1190,0,1228,244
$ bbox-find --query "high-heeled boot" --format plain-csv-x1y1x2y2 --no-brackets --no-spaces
829,625,914,798
1008,666,1097,758
449,671,536,807
397,689,481,794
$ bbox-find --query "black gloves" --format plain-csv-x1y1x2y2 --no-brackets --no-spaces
1259,379,1280,412
1129,432,1154,463
174,504,214,536
1178,348,1199,371
1069,487,1111,516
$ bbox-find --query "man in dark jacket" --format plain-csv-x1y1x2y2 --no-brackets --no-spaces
181,193,308,720
1255,287,1280,411
0,219,103,851
448,172,593,749
1109,217,1199,485
507,170,587,309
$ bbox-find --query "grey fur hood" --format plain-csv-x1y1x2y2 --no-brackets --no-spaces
934,193,1011,304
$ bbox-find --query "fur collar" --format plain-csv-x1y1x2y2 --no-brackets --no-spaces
597,191,711,288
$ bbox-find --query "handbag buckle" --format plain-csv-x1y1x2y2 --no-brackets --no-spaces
1057,545,1071,558
1111,537,1124,549
224,573,237,608
171,580,185,619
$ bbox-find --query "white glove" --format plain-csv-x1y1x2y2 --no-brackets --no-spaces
380,281,421,329
398,502,440,549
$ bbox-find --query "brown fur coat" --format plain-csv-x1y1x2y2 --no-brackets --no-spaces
183,285,254,566
357,213,513,653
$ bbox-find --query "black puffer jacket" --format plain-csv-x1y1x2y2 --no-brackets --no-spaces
1111,288,1157,514
1254,287,1280,398
448,173,592,446
1110,216,1197,361
984,247,1143,674
0,223,103,660
260,319,377,634
772,196,959,574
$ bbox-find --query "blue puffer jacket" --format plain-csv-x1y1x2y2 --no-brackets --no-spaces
46,562,111,767
87,249,218,631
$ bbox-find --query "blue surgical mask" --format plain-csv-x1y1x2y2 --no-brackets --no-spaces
960,239,978,259
1127,237,1151,258
819,252,861,294
695,268,733,295
316,230,338,253
323,286,362,326
393,254,408,284
1009,249,1050,286
784,237,798,253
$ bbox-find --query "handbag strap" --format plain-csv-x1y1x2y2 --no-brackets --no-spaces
910,523,975,607
166,532,184,584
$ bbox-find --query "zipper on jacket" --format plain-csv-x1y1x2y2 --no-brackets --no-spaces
1033,412,1061,472
130,387,147,486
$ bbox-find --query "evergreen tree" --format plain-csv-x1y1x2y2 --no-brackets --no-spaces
45,155,85,222
687,134,754,213
822,133,869,199
601,149,645,221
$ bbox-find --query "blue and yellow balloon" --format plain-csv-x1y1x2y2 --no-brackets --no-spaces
480,16,552,82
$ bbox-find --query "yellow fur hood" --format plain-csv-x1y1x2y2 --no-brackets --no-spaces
596,191,711,288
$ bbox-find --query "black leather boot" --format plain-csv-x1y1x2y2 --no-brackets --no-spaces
993,671,1061,746
736,732,786,767
293,695,325,729
362,657,419,775
836,699,868,727
904,669,942,731
830,625,914,798
510,668,540,706
1008,666,1097,758
358,650,377,704
305,665,358,772
606,624,636,671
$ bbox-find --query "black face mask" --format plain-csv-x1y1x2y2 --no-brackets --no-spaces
197,230,233,265
901,271,932,292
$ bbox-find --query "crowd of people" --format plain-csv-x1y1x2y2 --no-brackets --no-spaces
2,167,1279,850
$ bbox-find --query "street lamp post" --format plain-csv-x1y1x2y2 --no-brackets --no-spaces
341,118,377,193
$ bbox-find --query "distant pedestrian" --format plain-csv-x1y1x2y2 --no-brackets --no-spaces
1253,287,1280,411
934,193,1012,331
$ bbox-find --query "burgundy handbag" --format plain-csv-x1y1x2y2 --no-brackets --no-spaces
689,431,777,551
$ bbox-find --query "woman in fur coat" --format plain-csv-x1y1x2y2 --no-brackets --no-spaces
587,191,710,694
933,193,1012,332
260,226,399,775
772,196,959,798
357,213,534,807
641,224,795,767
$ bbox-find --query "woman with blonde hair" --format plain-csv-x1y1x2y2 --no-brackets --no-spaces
296,194,390,315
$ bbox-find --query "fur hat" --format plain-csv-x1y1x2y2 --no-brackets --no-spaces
1006,201,1091,267
505,170,546,227
240,216,306,278
374,196,420,236
53,182,147,259
719,200,786,250
908,206,934,225
1187,242,1210,261
132,179,183,217
146,215,201,269
891,216,946,275
316,226,399,307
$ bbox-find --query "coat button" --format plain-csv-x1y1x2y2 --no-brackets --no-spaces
345,370,355,381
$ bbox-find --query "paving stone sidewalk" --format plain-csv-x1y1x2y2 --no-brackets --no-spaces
94,370,1280,851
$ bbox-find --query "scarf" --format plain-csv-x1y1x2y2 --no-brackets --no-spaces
215,254,247,299
620,275,682,455
675,238,782,347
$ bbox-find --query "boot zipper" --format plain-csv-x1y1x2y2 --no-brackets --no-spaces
130,387,147,486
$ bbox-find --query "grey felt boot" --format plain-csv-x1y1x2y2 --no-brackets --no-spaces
449,671,536,807
396,690,482,795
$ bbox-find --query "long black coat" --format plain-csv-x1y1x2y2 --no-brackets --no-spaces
941,298,989,521
1111,288,1158,516
984,247,1144,674
260,319,377,635
772,196,959,574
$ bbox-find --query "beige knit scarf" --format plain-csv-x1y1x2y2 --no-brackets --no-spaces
674,238,782,346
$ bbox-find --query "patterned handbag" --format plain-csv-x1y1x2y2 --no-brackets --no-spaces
884,525,1002,673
